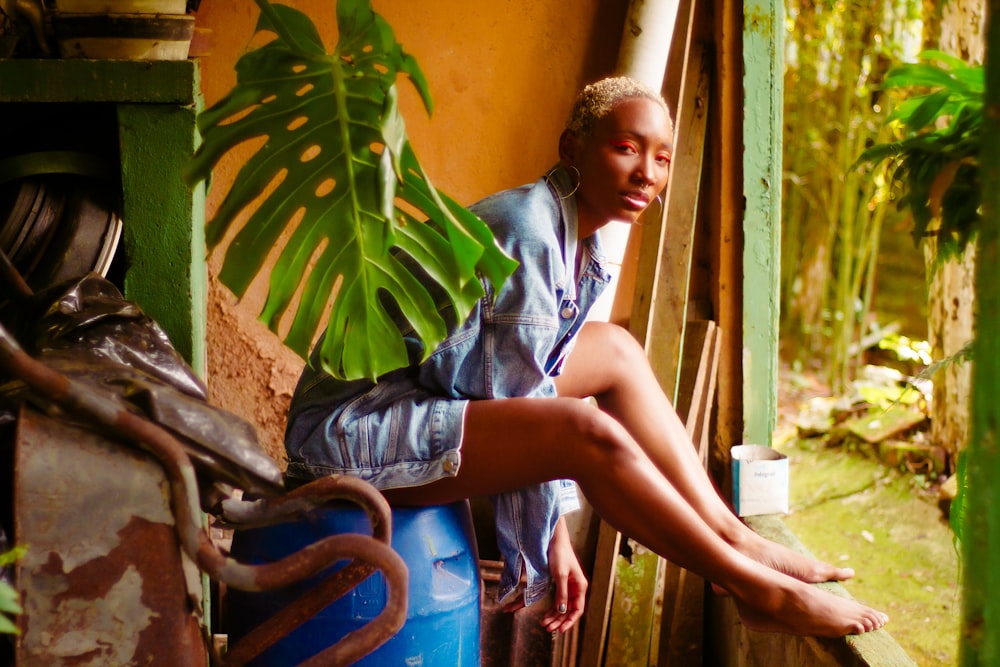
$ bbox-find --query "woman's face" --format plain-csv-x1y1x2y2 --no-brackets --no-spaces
566,97,673,236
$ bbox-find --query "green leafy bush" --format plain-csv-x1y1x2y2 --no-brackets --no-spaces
855,50,982,265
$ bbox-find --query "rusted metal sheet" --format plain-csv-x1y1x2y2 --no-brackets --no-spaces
5,374,408,667
0,274,409,666
14,406,207,667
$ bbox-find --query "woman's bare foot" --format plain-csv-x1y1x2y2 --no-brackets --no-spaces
727,574,889,637
729,527,854,583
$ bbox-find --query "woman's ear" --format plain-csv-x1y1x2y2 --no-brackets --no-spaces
558,130,579,166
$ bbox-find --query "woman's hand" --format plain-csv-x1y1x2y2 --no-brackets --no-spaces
542,516,588,633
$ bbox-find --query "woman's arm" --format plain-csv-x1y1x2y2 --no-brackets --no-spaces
541,515,588,633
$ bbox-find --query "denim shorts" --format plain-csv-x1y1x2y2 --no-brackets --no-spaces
285,377,469,491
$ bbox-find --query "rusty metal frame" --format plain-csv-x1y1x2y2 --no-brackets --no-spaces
0,258,409,666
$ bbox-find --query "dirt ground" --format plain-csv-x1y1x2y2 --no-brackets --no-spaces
774,366,961,666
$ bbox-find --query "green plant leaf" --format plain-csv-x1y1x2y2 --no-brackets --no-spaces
0,583,19,614
185,0,517,380
882,64,948,91
896,90,953,130
0,546,24,636
0,615,18,636
856,52,982,261
919,49,977,76
0,546,24,568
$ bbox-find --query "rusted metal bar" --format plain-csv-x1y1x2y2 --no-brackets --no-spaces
0,321,215,574
217,477,407,665
222,533,408,667
1,323,410,665
219,474,392,540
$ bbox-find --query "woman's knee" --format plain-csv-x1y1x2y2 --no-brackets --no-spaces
573,322,649,390
560,399,643,469
583,322,646,365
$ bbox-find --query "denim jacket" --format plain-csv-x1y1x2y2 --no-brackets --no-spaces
284,164,612,607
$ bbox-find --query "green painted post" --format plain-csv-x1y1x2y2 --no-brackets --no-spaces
961,3,1000,663
742,0,783,446
118,100,207,374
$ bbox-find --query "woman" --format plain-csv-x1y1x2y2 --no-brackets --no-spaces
285,76,889,638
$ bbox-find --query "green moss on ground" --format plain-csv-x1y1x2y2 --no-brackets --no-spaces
775,434,960,666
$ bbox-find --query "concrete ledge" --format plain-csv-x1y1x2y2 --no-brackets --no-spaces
704,514,918,667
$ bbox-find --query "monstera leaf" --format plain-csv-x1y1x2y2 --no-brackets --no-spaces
185,0,517,380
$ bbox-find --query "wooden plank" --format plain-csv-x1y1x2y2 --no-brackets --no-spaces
552,623,579,667
675,320,717,430
663,568,705,664
695,327,721,467
578,520,621,667
646,554,670,664
613,0,698,346
644,40,712,404
608,0,694,330
657,323,721,666
742,0,784,446
604,540,661,667
583,4,712,664
650,321,714,666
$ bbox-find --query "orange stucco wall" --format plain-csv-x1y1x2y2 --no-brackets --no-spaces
193,0,630,460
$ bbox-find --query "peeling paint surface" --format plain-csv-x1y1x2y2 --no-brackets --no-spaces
26,567,153,665
17,420,173,573
14,408,207,666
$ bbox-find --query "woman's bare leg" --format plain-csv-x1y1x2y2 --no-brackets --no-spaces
382,396,886,637
552,321,854,584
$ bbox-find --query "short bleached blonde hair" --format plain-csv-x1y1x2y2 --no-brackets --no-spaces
565,76,672,140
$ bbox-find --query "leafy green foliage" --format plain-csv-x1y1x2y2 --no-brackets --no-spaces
0,546,24,635
185,0,517,380
876,332,933,366
780,0,924,390
0,583,18,635
855,50,983,264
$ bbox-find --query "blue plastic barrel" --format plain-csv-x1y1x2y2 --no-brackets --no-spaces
226,502,481,666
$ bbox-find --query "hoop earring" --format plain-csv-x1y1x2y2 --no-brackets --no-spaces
563,166,581,199
546,165,581,199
